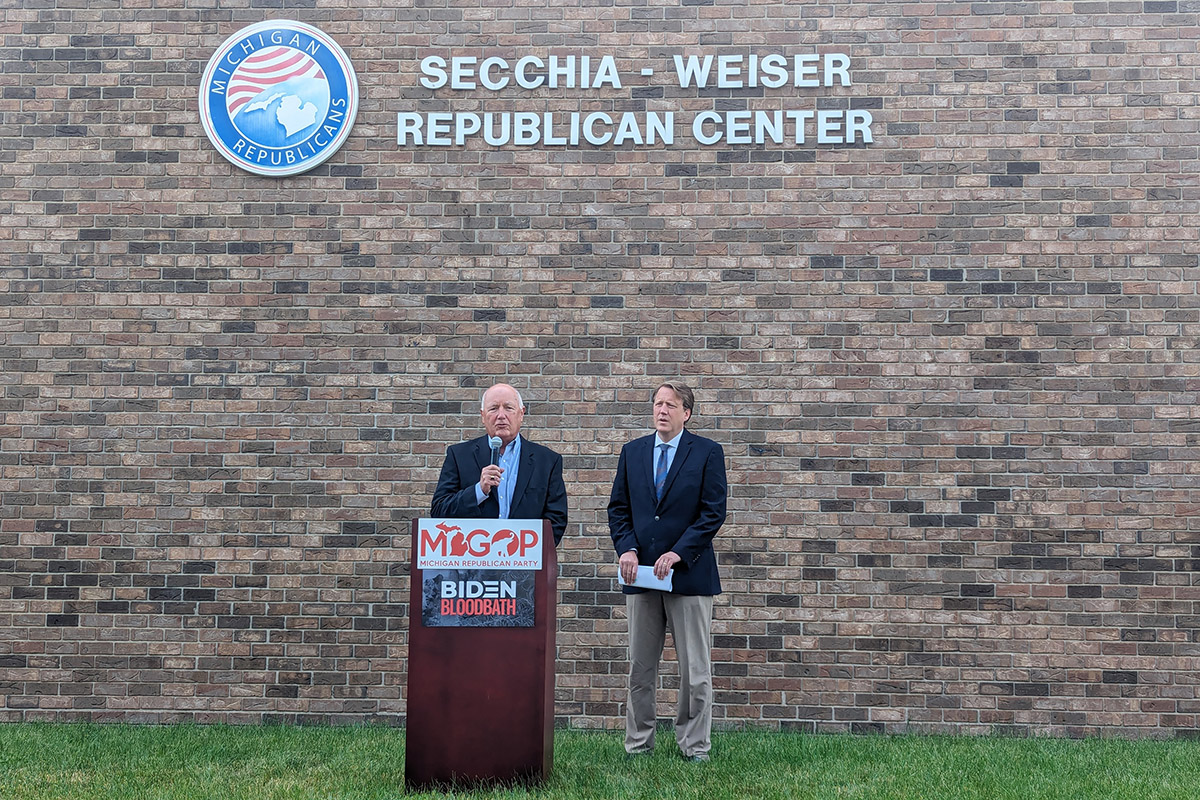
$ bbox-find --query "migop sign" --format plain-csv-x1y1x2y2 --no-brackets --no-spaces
416,518,544,570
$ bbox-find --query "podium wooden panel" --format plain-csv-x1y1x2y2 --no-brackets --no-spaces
404,518,557,790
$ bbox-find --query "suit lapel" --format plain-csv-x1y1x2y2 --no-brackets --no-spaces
511,438,534,514
473,436,490,472
632,435,655,500
473,437,499,518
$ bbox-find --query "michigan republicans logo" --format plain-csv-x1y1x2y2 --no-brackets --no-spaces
199,21,358,177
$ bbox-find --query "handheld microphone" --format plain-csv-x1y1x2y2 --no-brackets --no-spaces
488,436,502,466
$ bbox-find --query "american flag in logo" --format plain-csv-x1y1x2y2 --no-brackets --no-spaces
226,46,326,115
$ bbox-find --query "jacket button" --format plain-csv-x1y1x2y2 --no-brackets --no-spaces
654,516,660,520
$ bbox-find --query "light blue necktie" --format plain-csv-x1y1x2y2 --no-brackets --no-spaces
654,443,669,501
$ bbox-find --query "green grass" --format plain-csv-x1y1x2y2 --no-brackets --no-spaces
1,724,1198,799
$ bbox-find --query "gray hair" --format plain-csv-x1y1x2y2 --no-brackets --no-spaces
481,384,525,412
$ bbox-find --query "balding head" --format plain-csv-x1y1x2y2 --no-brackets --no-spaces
480,383,526,446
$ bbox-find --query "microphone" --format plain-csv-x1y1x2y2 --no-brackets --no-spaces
488,436,502,466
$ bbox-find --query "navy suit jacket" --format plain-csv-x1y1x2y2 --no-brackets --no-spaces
431,435,568,544
607,429,727,595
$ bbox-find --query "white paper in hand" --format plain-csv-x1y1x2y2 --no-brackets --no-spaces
617,565,673,592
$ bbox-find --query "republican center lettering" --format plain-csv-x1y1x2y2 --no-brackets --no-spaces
398,51,874,149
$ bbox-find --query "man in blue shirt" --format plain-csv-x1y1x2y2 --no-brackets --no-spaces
608,382,727,762
431,383,568,544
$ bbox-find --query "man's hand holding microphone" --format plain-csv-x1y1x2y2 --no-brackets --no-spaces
478,435,504,495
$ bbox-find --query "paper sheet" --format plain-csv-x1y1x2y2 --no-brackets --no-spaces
617,565,673,592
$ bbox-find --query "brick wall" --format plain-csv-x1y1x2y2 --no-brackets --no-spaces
1,0,1199,736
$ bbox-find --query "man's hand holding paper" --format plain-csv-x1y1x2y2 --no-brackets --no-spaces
617,564,673,592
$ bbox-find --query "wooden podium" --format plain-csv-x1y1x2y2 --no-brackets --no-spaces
404,518,557,790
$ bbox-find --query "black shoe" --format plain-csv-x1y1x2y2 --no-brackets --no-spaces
684,753,710,763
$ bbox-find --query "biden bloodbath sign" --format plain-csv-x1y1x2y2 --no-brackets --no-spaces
416,518,544,628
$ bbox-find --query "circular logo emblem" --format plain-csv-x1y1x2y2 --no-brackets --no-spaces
199,20,358,177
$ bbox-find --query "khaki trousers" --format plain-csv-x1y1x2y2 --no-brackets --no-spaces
624,592,714,757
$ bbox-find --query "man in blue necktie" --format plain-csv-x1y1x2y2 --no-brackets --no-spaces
607,382,727,762
431,383,568,545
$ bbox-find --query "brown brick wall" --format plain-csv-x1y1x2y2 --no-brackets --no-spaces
1,0,1199,736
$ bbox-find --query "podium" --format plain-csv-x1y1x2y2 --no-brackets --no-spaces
405,517,557,790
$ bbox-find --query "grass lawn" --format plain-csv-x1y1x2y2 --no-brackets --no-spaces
1,723,1198,800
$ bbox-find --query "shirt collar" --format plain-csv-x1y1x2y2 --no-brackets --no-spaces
655,429,684,449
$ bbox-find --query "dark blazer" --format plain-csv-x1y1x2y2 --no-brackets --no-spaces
607,429,727,595
431,435,568,544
